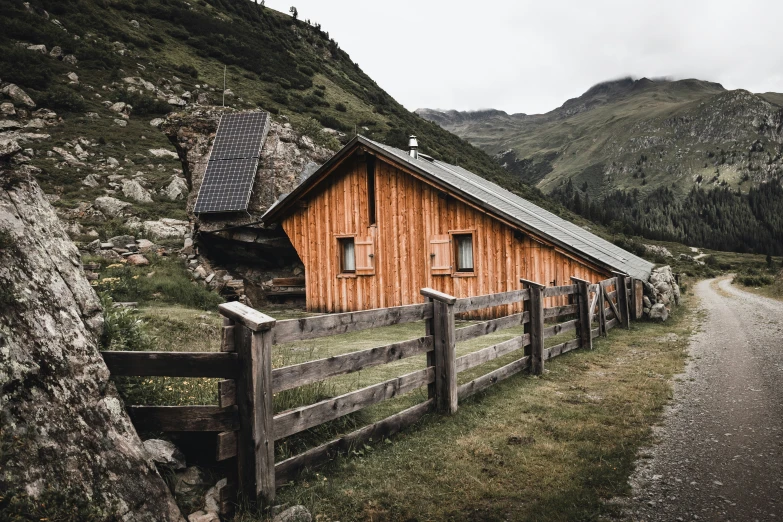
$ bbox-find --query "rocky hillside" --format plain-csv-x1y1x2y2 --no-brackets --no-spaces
417,78,783,196
0,0,553,252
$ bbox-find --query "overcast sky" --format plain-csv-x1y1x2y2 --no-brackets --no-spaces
263,0,783,115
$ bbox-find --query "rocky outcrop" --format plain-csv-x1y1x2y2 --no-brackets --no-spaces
641,265,680,320
0,171,183,521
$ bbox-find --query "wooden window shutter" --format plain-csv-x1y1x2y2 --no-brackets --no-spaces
430,235,451,275
355,236,375,275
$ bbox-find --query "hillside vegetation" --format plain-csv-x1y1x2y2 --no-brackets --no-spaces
0,0,554,229
418,78,783,255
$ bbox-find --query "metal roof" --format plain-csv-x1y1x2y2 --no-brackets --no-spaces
264,135,654,281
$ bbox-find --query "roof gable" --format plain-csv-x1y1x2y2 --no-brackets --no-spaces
263,136,654,280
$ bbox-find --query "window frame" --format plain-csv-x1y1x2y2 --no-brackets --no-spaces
450,230,476,277
336,235,357,278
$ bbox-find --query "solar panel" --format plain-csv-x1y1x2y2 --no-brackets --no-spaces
194,111,271,214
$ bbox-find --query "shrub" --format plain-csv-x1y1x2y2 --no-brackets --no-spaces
36,86,86,112
734,274,773,287
0,46,52,88
100,294,155,352
318,114,348,132
335,102,347,112
174,63,199,78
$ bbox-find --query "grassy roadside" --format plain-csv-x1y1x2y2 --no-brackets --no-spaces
732,272,783,302
256,295,695,521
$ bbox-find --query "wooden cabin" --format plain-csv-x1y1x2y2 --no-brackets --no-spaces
262,136,653,317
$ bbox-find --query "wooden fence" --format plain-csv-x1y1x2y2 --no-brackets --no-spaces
101,275,643,510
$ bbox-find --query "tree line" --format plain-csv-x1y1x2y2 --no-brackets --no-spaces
551,178,783,255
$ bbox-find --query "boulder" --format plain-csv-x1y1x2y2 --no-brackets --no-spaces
1,84,36,108
273,505,312,522
127,254,150,266
49,46,63,59
108,234,135,246
107,157,120,168
150,118,165,127
82,173,101,187
114,118,128,127
122,179,153,203
0,138,22,159
174,467,209,497
52,146,85,167
196,92,210,105
130,19,140,28
26,44,47,54
66,71,79,84
143,439,186,470
149,148,179,159
1,102,15,116
63,54,78,65
168,96,187,107
143,218,188,240
0,119,22,130
649,303,669,322
0,173,184,521
164,176,189,201
187,511,219,522
203,478,228,513
643,296,652,309
136,238,155,252
94,196,133,217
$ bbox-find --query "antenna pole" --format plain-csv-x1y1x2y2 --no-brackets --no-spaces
223,65,226,107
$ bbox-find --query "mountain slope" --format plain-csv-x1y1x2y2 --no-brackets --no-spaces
417,78,783,197
0,0,555,234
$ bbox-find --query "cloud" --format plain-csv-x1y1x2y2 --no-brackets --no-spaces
264,0,783,113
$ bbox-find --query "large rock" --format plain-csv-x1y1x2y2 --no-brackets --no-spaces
0,171,183,521
143,439,186,470
143,218,188,240
1,137,22,159
1,84,36,108
122,179,154,203
649,303,669,322
163,176,189,200
94,196,133,217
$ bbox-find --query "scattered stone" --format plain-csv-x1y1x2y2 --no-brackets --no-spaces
26,44,47,54
196,92,210,105
1,83,36,108
108,235,136,246
643,296,652,309
107,157,120,168
129,19,140,28
187,511,219,522
86,111,100,119
194,266,207,279
82,173,101,187
143,439,186,470
143,218,188,240
203,478,227,513
150,117,165,127
66,71,79,84
1,102,15,116
52,146,85,166
649,303,669,322
49,46,63,59
136,238,155,252
63,54,78,65
114,118,128,127
223,88,234,98
643,244,673,258
273,505,312,522
110,101,129,114
174,466,209,497
122,179,153,203
25,118,46,129
0,120,21,131
149,148,179,159
126,254,150,266
163,176,189,200
94,196,133,217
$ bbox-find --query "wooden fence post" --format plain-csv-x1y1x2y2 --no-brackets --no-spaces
616,275,630,328
218,302,277,507
423,296,436,401
520,278,545,375
634,279,644,320
571,277,592,350
420,288,457,414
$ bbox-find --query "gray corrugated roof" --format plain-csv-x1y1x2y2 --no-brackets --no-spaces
264,135,654,281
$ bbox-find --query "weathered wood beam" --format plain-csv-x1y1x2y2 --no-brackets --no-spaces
457,355,531,400
542,319,578,339
101,351,239,378
520,278,545,375
127,406,239,432
219,302,276,332
455,334,529,373
274,302,432,344
454,312,528,342
273,368,434,440
453,289,529,313
571,277,593,350
543,284,577,298
272,336,433,393
544,338,581,360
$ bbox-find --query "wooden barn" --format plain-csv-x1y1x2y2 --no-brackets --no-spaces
262,135,653,317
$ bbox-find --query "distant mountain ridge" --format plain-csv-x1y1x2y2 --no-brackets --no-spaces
416,77,782,196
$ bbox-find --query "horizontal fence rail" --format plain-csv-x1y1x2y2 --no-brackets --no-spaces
101,274,638,510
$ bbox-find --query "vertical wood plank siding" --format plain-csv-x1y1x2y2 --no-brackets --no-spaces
282,156,609,318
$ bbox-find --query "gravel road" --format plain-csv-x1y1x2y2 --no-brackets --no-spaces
623,277,783,521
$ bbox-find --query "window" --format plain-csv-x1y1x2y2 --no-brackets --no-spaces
454,234,474,272
339,237,355,273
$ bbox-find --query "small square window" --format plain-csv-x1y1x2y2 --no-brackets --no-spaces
339,237,355,273
454,234,474,272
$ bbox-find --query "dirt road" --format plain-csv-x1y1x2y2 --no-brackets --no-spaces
624,277,783,521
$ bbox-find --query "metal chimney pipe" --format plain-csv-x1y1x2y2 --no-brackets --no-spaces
408,135,418,159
